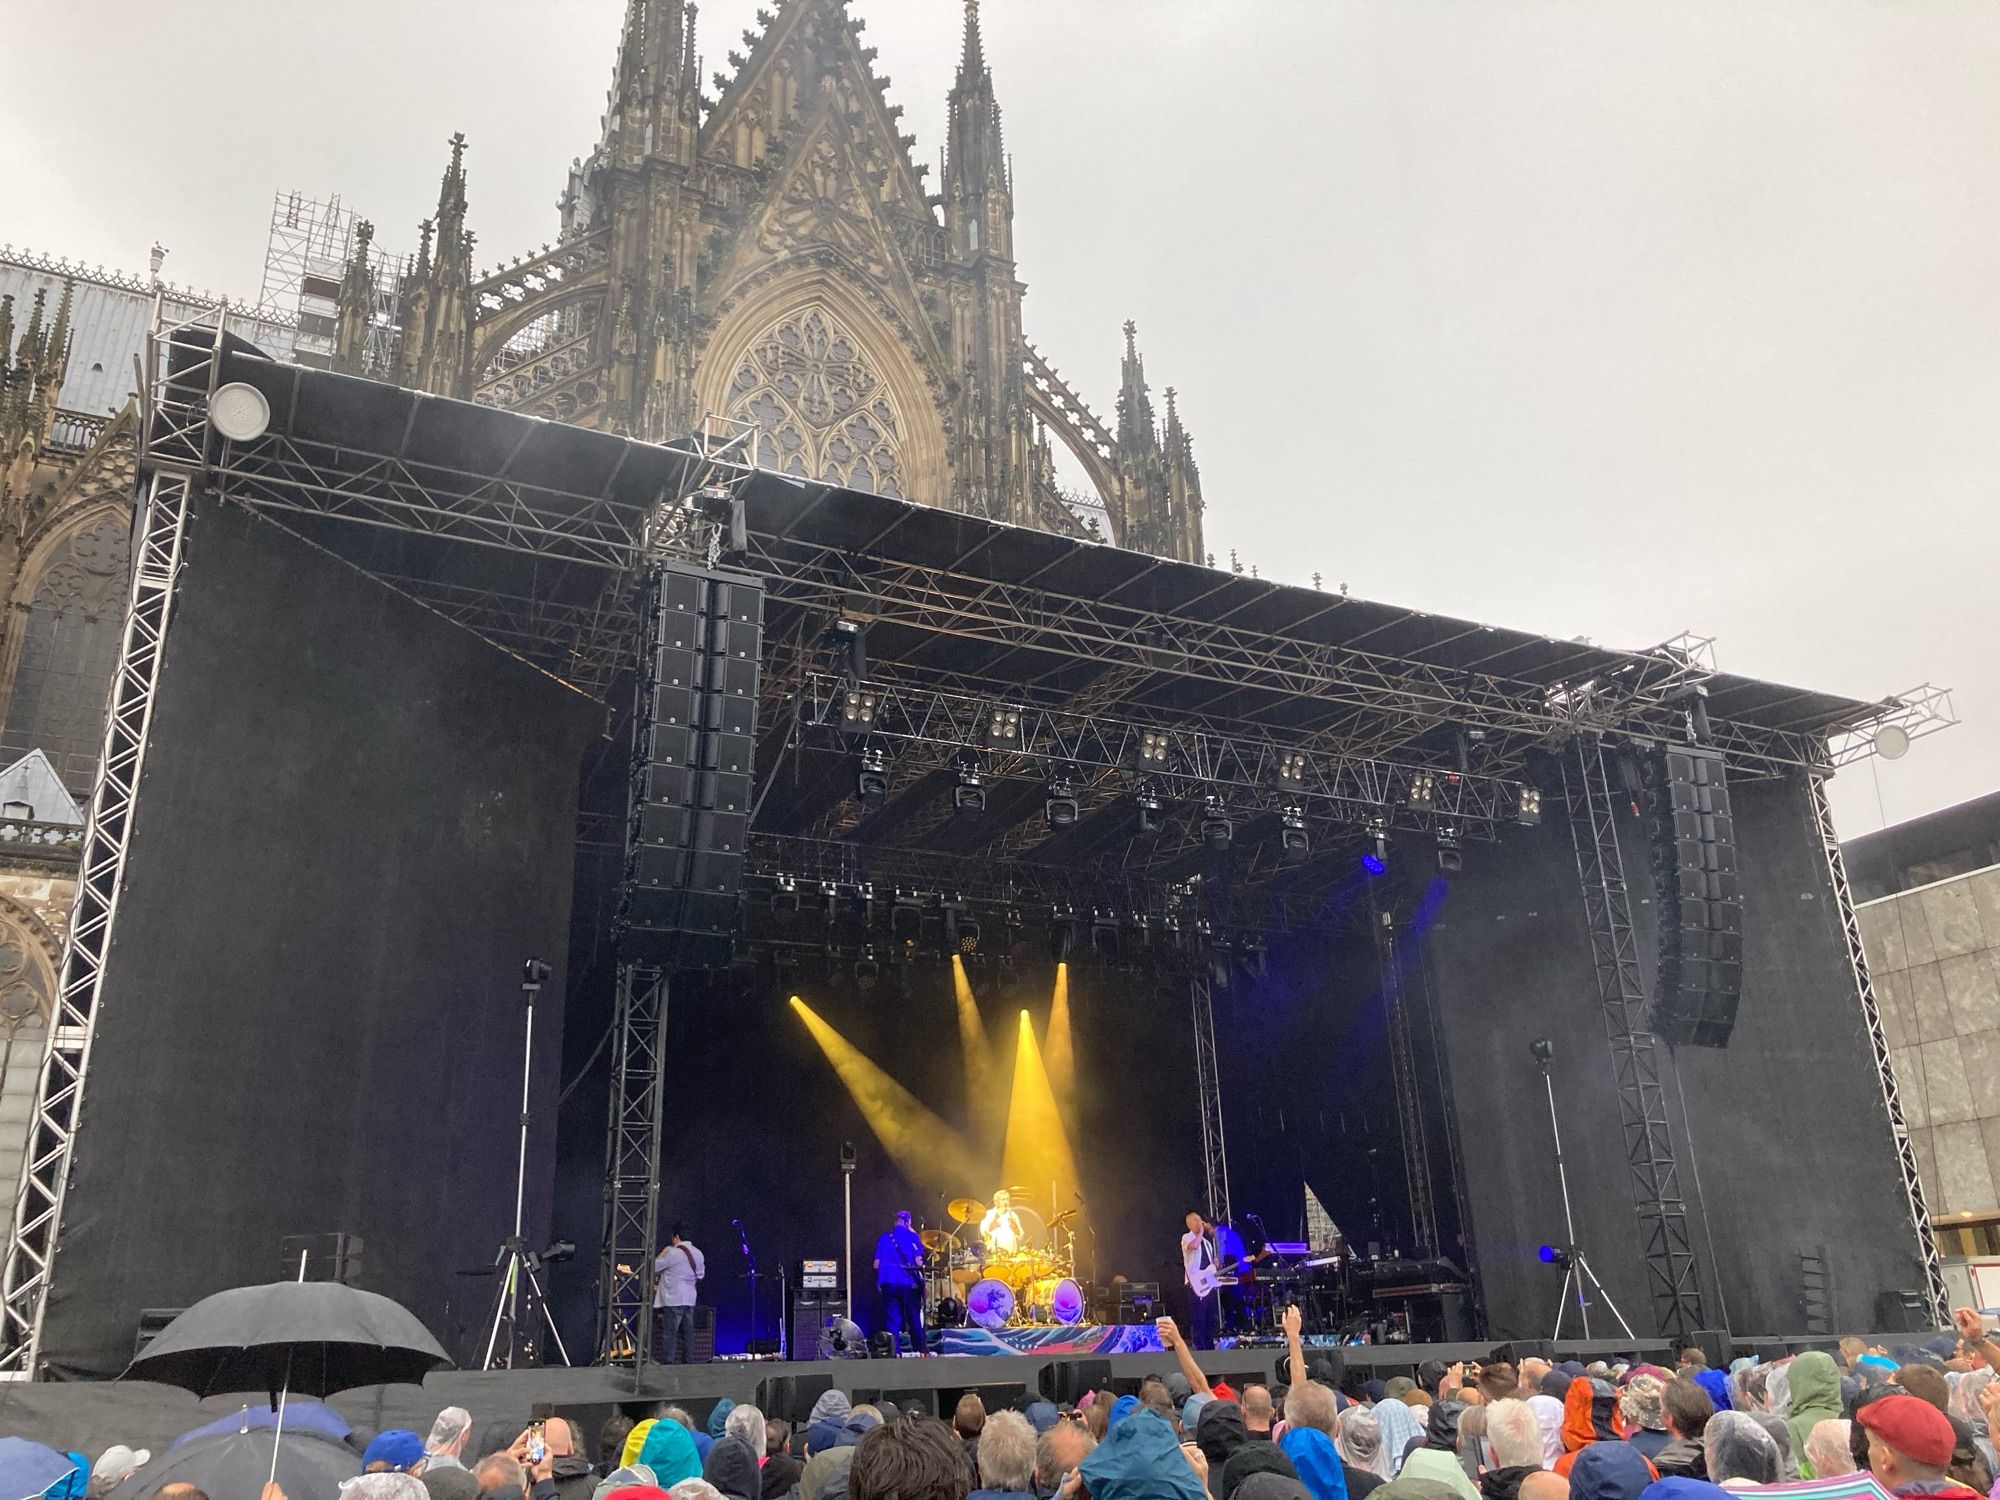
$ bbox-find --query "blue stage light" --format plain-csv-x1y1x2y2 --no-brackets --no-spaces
1362,851,1386,876
1539,1244,1559,1263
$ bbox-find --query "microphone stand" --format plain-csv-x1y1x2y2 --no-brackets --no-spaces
734,1217,758,1351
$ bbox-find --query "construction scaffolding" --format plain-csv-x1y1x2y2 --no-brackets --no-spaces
256,190,406,374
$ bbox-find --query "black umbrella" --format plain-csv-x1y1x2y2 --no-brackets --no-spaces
125,1280,450,1401
126,1425,358,1500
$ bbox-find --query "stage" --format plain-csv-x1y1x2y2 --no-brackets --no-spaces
0,310,1947,1386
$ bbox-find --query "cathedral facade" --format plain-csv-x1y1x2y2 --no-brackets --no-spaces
351,0,1207,561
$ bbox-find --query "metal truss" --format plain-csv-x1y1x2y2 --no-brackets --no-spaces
800,673,1521,837
1370,893,1437,1258
0,296,215,1374
744,533,1839,778
1825,683,1957,768
1807,772,1948,1325
1561,737,1706,1338
595,965,669,1363
1190,972,1232,1225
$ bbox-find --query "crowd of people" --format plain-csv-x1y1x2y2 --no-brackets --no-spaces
35,1306,2000,1500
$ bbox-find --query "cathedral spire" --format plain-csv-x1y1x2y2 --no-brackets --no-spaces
945,0,1011,260
1117,319,1156,451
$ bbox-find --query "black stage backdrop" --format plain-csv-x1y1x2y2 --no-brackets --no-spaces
40,497,598,1377
549,956,1212,1354
1426,772,1925,1340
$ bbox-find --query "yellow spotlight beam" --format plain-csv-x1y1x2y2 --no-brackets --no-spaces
790,996,980,1197
951,955,1002,1134
1045,962,1075,1116
1001,1009,1083,1236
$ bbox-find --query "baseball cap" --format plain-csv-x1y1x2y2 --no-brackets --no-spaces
362,1430,428,1471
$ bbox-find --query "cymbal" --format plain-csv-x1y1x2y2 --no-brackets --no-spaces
921,1229,953,1253
1046,1209,1077,1230
948,1197,985,1224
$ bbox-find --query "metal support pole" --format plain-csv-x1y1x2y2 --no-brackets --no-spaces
1191,971,1232,1224
1560,738,1706,1337
595,965,669,1364
1369,888,1437,1258
1807,770,1948,1325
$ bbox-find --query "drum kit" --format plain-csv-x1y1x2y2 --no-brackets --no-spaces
923,1189,1084,1331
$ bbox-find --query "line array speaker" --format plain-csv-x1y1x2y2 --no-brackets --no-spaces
1640,743,1741,1047
616,562,762,971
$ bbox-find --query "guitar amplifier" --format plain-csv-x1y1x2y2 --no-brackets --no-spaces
1115,1282,1160,1324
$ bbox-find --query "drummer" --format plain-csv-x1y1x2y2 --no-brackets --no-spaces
979,1190,1024,1255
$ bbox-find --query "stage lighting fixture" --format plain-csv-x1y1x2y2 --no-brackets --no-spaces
1361,818,1389,875
1050,908,1080,962
856,749,889,809
890,890,924,946
1276,749,1308,788
855,946,881,990
826,618,868,681
1090,912,1120,958
1279,806,1309,865
1240,938,1269,981
978,704,1023,749
1538,1244,1573,1270
1435,825,1463,874
1044,778,1079,829
209,381,272,443
771,875,800,922
840,687,877,734
1407,771,1436,809
1200,796,1233,851
1134,785,1164,835
953,764,986,816
944,897,980,955
1135,729,1171,769
1517,785,1543,826
1528,1036,1554,1065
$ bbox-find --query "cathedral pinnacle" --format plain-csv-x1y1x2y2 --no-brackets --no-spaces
959,0,986,80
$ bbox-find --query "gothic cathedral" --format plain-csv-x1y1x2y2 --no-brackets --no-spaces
351,0,1207,561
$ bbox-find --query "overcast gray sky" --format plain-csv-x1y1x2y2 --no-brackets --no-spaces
4,1,1993,837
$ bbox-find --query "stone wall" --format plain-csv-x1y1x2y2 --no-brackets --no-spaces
1859,864,2000,1219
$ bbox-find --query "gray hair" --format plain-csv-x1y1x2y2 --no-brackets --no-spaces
1706,1411,1781,1486
1485,1399,1543,1470
977,1410,1037,1491
1288,1381,1339,1436
425,1408,472,1458
1035,1421,1097,1486
660,1405,697,1432
723,1404,766,1452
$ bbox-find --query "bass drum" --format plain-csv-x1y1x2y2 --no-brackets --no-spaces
1025,1275,1085,1326
966,1276,1016,1330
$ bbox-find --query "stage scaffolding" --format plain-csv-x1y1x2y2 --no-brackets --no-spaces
0,322,1954,1375
1562,737,1707,1338
595,967,669,1363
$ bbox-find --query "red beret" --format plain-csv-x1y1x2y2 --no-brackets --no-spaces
1858,1394,1956,1469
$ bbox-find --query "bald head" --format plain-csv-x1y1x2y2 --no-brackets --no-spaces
1520,1472,1571,1500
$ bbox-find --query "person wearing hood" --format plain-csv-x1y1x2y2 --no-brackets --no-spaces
1224,1447,1305,1500
1687,1369,1731,1416
1280,1424,1351,1500
1335,1408,1389,1499
1784,1352,1843,1477
1396,1405,1478,1500
1372,1400,1426,1480
1478,1401,1546,1500
1635,1480,1728,1500
425,1411,474,1473
637,1421,704,1491
1552,1380,1625,1479
700,1438,760,1500
1197,1402,1253,1478
1652,1382,1711,1483
1566,1444,1654,1500
1076,1408,1207,1500
591,1466,657,1500
1371,1479,1464,1500
1525,1385,1566,1472
1701,1414,1777,1490
799,1409,880,1500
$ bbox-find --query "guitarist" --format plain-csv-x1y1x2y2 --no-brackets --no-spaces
1181,1211,1225,1349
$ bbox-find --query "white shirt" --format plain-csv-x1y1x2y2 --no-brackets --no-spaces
654,1240,705,1307
1182,1230,1216,1290
981,1207,1022,1254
